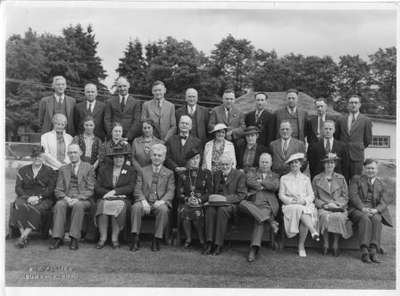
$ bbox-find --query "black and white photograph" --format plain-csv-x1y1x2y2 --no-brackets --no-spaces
2,0,398,292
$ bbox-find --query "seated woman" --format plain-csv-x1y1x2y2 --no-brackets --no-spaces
94,145,136,249
41,113,73,170
202,123,236,172
312,153,353,257
131,119,162,174
279,153,319,257
72,115,102,170
9,146,56,248
177,147,212,251
98,122,131,168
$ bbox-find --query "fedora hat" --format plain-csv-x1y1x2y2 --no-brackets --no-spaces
185,147,202,162
210,123,228,134
321,153,340,163
243,126,260,135
285,152,305,164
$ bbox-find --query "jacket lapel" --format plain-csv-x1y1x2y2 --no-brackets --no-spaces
330,176,342,195
77,163,84,185
317,177,331,194
92,100,100,116
47,96,55,119
360,175,368,200
65,96,72,119
65,164,72,190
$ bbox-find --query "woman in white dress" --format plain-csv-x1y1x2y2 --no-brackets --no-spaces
279,153,319,257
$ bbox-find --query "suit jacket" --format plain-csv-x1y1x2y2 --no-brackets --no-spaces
269,137,307,176
165,134,202,170
235,140,269,170
312,172,348,209
175,104,210,143
104,95,142,141
54,162,95,200
335,113,372,161
245,168,280,217
212,169,247,204
208,105,245,140
307,138,349,181
275,107,308,141
38,95,76,135
202,139,237,171
74,100,106,141
305,113,338,144
41,130,73,170
348,175,392,227
94,164,136,201
133,165,175,207
245,109,276,147
141,99,176,142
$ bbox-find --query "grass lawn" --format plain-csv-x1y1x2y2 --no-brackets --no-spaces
4,177,396,289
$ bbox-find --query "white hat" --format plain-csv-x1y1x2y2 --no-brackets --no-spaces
210,123,228,134
285,152,305,164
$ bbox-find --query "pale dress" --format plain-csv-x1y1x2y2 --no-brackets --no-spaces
279,172,318,238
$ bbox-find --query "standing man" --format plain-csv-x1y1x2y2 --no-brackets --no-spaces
141,81,176,143
336,95,372,179
208,89,245,143
175,88,210,144
39,75,76,136
104,77,142,142
165,115,202,174
269,121,307,176
306,97,337,144
49,144,95,250
307,120,348,181
274,89,308,142
74,83,106,141
245,92,276,147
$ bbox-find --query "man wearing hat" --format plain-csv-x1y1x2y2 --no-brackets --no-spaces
269,121,307,176
9,146,56,248
131,143,175,251
49,144,96,250
235,126,269,173
176,147,213,250
348,159,392,263
239,152,280,262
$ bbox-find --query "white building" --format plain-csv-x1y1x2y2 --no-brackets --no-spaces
365,116,396,161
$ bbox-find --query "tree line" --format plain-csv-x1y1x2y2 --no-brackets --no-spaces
6,24,396,136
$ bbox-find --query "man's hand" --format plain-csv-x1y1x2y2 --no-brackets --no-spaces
27,196,39,205
369,208,378,215
226,130,233,140
153,200,165,208
141,200,151,214
362,207,370,214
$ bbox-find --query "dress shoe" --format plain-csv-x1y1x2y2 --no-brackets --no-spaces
111,241,120,249
361,252,372,263
322,246,329,256
69,238,79,250
213,245,222,256
151,237,160,252
96,240,106,249
332,248,340,257
49,238,63,250
130,236,140,251
203,242,213,255
183,240,192,249
247,246,258,262
369,253,381,263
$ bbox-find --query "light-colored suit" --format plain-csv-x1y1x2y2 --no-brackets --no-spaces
208,105,245,141
202,139,236,171
41,130,73,170
38,95,76,135
141,99,176,142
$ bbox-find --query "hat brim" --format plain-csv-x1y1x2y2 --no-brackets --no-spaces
321,157,340,162
285,157,304,164
106,152,130,157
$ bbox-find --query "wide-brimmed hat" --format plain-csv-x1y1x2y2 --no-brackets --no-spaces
106,144,130,158
185,147,202,162
321,153,340,163
210,123,228,134
285,152,305,164
243,126,260,136
31,146,45,158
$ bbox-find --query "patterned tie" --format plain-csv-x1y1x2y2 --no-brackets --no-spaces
325,139,331,153
120,96,126,112
72,163,77,176
283,140,288,157
87,102,92,113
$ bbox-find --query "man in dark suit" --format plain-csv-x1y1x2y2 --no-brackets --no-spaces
208,89,245,143
165,115,202,174
269,121,307,176
245,92,276,147
306,97,337,144
235,126,269,173
307,120,348,181
74,83,106,140
204,153,247,256
175,88,209,144
104,77,142,142
239,153,280,262
38,75,76,135
274,89,308,142
348,159,392,263
335,95,372,179
49,144,95,250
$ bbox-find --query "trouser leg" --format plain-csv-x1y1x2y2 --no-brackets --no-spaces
69,200,91,239
350,210,372,248
205,206,217,242
153,204,169,239
370,214,382,248
250,221,264,247
52,199,68,239
215,206,233,246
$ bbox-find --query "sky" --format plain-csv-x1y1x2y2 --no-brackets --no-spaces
4,2,397,88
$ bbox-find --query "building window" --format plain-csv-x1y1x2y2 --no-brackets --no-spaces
370,136,390,148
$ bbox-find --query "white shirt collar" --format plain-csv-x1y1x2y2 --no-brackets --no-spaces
55,94,65,102
349,111,360,119
287,106,297,114
152,164,162,173
187,104,196,113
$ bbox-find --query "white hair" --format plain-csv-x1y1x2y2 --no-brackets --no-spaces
52,76,66,87
52,113,67,124
259,152,272,162
116,77,130,88
219,153,233,165
151,143,167,156
84,83,97,91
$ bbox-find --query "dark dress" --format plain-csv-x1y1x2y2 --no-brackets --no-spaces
10,164,56,231
94,164,136,228
72,134,102,165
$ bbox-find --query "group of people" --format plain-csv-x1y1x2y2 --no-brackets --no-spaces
9,75,392,264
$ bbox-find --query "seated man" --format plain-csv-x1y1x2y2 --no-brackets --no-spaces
349,159,393,263
49,144,96,250
204,153,247,255
130,143,175,252
239,153,280,262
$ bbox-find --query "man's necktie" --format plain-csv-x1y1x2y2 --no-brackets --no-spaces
87,102,92,113
120,97,125,112
351,114,356,125
318,116,324,136
325,139,331,153
189,106,194,116
72,164,77,176
283,140,288,157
